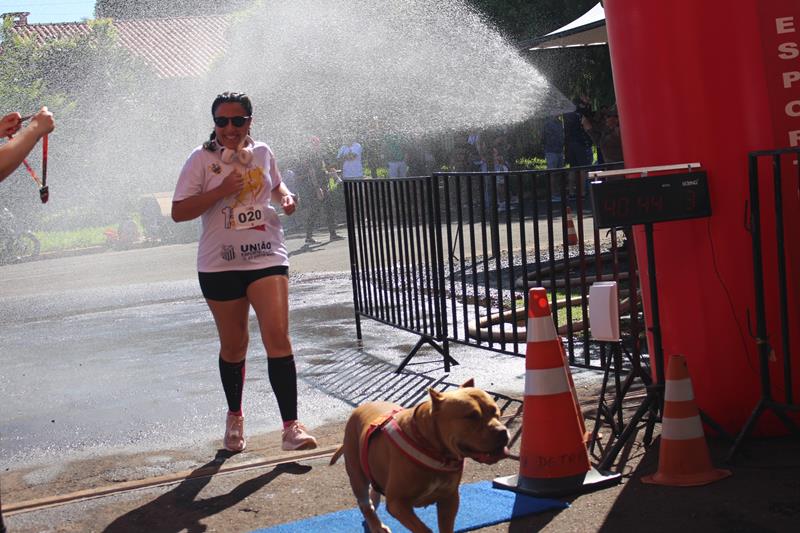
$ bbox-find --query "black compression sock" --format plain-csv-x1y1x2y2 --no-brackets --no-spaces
219,358,245,414
267,355,298,422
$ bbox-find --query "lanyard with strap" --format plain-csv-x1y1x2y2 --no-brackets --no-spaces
8,114,50,203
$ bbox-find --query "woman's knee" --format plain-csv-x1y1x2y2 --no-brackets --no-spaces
262,334,292,357
261,327,292,355
207,297,251,362
219,332,249,362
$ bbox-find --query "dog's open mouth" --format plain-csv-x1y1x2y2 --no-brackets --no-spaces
465,445,510,465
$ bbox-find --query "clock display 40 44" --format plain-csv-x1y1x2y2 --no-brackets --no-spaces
590,171,711,228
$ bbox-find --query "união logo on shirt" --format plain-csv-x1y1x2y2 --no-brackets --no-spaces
221,245,235,261
240,241,273,261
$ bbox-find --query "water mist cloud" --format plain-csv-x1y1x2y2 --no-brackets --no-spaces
209,0,571,153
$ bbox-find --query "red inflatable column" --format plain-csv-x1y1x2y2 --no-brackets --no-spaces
603,0,800,434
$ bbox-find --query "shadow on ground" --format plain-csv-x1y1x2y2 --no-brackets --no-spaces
504,433,800,533
304,346,522,415
599,436,799,532
103,451,312,533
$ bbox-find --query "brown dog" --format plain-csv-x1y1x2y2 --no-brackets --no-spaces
329,379,509,533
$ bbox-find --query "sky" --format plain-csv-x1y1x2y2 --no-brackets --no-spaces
0,0,95,23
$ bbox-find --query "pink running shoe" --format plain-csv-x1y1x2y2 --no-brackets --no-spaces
281,421,318,451
224,412,246,453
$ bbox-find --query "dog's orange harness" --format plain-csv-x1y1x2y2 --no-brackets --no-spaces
361,408,463,494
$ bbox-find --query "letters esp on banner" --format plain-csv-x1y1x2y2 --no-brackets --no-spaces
758,0,800,148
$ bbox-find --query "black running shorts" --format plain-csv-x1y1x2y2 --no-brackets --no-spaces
198,265,289,301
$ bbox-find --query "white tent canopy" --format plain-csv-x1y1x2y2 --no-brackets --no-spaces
520,2,607,50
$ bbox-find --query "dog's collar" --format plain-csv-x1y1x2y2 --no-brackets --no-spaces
409,403,458,462
382,411,463,473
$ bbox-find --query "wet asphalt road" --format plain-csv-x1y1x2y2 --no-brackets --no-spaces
0,232,351,471
0,228,539,473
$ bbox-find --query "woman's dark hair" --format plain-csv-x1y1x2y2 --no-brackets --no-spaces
203,91,254,151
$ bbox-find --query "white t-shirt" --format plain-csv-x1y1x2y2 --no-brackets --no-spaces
173,141,288,272
337,142,363,178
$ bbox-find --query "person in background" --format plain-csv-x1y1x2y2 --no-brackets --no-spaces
467,131,488,172
543,114,566,202
582,104,624,164
492,146,510,211
564,96,594,168
563,96,594,200
171,91,317,455
337,139,364,178
448,143,471,172
543,115,565,170
383,133,408,178
0,107,55,182
298,136,342,244
492,131,515,171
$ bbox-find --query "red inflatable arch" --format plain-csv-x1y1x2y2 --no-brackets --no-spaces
603,0,800,435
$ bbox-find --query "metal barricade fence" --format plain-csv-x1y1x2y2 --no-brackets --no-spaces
728,147,800,459
343,163,641,372
344,176,456,370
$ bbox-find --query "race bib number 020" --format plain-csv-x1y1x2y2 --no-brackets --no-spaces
233,204,265,230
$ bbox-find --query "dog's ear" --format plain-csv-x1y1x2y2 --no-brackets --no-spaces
459,378,475,388
428,387,445,406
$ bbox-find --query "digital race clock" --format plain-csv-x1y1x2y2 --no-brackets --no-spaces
590,171,711,228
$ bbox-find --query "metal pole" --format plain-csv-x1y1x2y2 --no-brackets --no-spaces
644,222,666,388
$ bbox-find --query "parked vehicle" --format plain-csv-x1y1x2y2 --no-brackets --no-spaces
139,192,199,244
0,207,40,263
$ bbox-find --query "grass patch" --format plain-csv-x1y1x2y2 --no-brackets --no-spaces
34,216,148,253
34,226,110,253
514,292,585,325
557,304,584,325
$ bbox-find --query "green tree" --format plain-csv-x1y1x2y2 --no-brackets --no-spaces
0,18,161,228
0,19,61,118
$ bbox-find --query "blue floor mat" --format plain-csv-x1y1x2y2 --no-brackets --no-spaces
252,480,568,533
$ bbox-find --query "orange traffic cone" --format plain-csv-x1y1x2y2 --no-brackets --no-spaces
642,354,732,486
559,340,590,444
566,207,578,246
494,287,620,497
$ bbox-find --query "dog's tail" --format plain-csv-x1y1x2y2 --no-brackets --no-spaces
329,445,345,465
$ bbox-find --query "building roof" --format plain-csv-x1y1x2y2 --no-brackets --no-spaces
5,12,231,79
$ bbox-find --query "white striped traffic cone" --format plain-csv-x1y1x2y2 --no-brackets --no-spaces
566,207,578,246
494,287,620,497
642,354,731,486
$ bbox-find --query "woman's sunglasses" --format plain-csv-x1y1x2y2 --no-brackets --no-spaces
213,116,251,127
